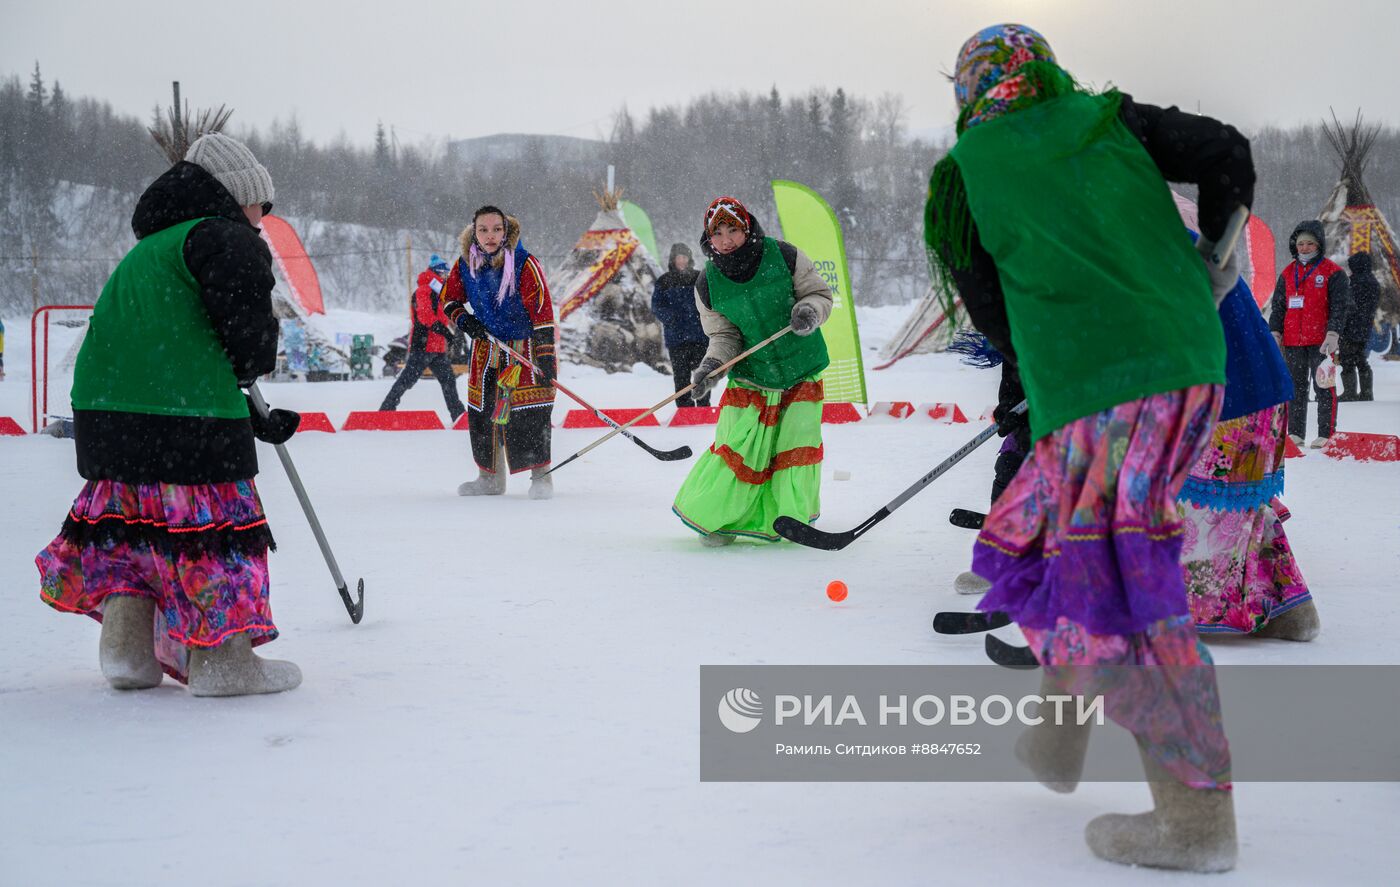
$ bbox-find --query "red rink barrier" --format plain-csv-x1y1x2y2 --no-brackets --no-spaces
921,402,969,424
1322,431,1400,462
670,406,722,426
341,410,444,431
0,417,26,436
822,403,863,424
295,412,336,433
866,401,915,420
562,408,661,429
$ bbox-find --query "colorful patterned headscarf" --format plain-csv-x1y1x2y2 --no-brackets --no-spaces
704,196,752,236
952,23,1057,131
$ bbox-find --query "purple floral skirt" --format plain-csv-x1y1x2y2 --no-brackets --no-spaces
973,385,1232,789
37,479,279,683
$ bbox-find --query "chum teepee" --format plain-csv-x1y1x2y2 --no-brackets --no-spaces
553,186,668,373
1320,111,1400,323
873,286,968,370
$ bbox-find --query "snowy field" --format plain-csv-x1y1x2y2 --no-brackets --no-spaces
2,306,1398,885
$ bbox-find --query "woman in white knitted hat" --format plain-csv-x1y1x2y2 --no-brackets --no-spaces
37,132,304,697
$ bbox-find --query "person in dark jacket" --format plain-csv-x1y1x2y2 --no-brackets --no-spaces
1267,221,1351,445
379,254,466,419
650,243,711,406
36,133,302,697
1338,251,1380,401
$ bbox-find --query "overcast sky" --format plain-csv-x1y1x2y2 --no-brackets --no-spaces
5,0,1399,149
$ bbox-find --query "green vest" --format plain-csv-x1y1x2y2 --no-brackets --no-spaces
705,238,829,390
950,92,1225,440
71,217,249,419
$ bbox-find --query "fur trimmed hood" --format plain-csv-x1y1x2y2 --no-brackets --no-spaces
459,214,522,269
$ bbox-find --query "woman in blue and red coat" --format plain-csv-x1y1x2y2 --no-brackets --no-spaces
1268,221,1350,447
440,206,557,500
379,254,466,419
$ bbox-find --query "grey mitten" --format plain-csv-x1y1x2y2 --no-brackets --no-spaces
790,300,821,336
690,356,723,400
1195,236,1242,306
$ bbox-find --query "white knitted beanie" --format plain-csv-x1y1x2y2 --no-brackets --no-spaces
185,133,275,207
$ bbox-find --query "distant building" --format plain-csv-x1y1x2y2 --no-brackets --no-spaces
447,133,608,175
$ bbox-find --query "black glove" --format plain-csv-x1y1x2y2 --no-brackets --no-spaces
790,301,821,336
444,301,487,340
690,356,723,400
993,402,1028,438
536,355,558,385
246,396,301,445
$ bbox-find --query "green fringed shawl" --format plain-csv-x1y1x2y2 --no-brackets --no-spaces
924,62,1086,314
922,62,1225,440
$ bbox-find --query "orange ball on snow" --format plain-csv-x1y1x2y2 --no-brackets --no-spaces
826,580,848,602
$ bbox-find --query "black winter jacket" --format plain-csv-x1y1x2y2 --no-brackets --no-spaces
944,95,1255,368
1343,251,1381,342
75,161,279,484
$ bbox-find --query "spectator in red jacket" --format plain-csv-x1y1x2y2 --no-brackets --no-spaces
1268,221,1350,447
379,254,466,419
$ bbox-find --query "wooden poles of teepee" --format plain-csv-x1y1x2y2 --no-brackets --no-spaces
148,81,233,164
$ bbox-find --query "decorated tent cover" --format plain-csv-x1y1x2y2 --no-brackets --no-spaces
1318,112,1400,303
260,214,326,316
556,221,643,321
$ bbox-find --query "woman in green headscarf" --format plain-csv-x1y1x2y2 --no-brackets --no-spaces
926,23,1255,873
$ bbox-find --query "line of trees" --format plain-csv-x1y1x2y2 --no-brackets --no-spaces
3,62,1398,316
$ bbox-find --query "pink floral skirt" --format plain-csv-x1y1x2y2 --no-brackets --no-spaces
37,479,279,683
974,385,1232,789
1177,403,1312,633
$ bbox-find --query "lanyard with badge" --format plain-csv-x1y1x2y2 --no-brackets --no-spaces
1289,259,1317,310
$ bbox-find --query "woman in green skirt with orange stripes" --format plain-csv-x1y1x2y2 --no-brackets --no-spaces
672,196,834,546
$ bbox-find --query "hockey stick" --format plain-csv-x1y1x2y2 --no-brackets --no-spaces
773,401,1027,550
985,634,1038,669
247,383,365,624
949,508,985,530
933,610,1010,634
477,333,691,463
545,325,795,476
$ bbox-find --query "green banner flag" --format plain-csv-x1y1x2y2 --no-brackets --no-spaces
771,180,867,404
619,200,661,265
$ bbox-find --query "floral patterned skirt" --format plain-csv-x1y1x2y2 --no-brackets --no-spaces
1178,403,1312,633
973,385,1232,789
37,479,279,683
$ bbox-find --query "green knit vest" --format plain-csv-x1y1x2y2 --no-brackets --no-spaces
72,217,249,418
949,92,1225,440
706,238,829,390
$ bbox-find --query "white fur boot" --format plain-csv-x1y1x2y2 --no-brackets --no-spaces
954,571,992,596
1085,742,1238,872
458,435,508,496
1254,600,1321,641
528,466,553,500
99,595,163,690
1014,672,1091,792
188,633,302,697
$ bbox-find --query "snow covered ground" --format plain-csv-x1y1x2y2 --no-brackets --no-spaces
2,306,1398,885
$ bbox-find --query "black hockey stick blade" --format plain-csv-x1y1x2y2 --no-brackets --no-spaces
338,578,365,624
629,436,693,461
949,508,986,530
933,610,1011,634
773,508,890,551
985,634,1038,669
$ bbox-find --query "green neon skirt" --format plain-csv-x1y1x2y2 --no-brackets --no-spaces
672,375,824,542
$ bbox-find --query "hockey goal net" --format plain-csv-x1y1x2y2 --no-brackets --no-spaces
31,304,95,432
